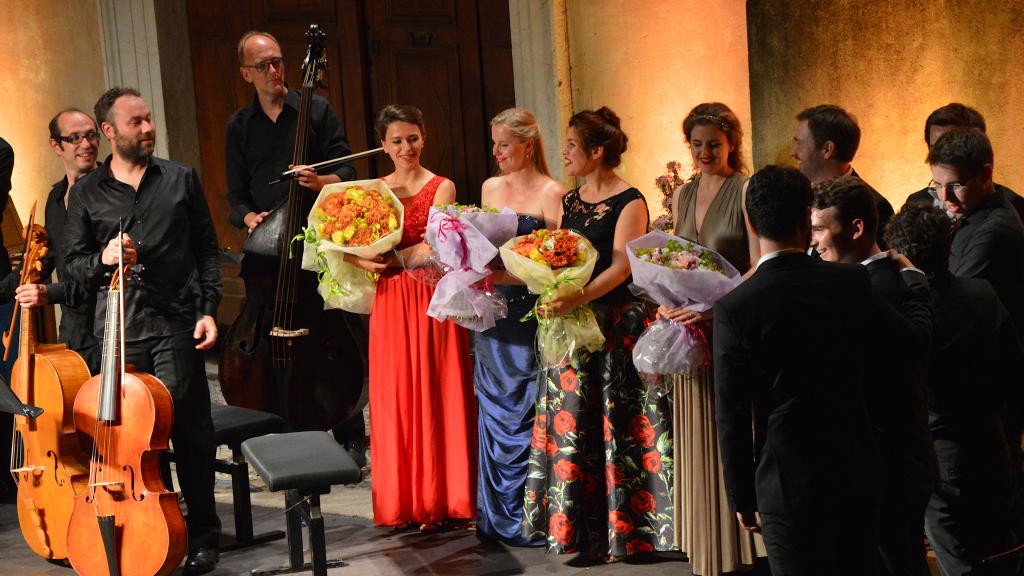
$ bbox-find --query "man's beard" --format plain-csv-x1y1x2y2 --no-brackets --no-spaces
114,131,155,163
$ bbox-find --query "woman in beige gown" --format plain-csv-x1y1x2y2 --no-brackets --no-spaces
660,102,765,574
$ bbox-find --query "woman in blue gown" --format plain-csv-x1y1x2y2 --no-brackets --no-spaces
475,108,564,544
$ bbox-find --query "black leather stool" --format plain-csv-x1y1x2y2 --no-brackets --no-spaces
242,431,363,576
168,403,286,550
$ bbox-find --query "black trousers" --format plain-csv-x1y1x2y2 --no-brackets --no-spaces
876,486,931,576
761,504,877,576
126,331,221,550
925,436,1019,576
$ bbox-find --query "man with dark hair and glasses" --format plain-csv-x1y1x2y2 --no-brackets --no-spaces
0,109,103,374
225,31,368,466
905,103,1024,219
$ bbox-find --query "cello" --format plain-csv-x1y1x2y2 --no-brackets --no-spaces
219,24,364,431
67,244,186,576
5,204,93,561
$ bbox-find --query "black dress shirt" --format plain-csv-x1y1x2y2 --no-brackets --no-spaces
44,177,98,349
64,155,222,341
949,187,1024,340
225,88,356,229
1,136,13,275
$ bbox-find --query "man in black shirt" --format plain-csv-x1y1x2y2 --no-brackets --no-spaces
64,87,223,574
0,135,14,502
790,104,895,248
905,103,1024,219
226,30,367,464
7,108,102,374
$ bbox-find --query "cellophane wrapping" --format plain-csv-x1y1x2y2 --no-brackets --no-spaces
424,206,519,331
300,179,404,314
626,230,740,395
499,230,604,367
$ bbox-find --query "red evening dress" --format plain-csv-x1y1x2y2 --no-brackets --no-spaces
368,175,476,526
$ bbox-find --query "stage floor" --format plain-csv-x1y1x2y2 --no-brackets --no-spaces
0,489,699,575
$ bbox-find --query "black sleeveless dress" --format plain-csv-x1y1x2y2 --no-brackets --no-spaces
522,187,674,557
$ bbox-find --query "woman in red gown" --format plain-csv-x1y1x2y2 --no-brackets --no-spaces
346,105,475,530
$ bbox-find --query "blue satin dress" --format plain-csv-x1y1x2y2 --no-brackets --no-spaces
474,214,545,546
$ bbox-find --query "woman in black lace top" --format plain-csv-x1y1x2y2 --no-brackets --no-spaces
522,107,674,561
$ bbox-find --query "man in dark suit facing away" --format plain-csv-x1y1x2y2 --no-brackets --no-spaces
811,176,936,576
714,165,880,575
886,203,1023,576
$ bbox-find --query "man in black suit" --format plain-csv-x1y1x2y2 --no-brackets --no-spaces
715,165,880,575
790,104,894,248
904,103,1024,219
811,176,936,576
886,203,1023,576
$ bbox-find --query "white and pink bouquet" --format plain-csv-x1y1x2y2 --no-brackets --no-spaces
627,230,740,392
423,204,519,331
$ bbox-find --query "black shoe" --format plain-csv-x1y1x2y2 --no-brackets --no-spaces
344,437,368,469
183,547,219,575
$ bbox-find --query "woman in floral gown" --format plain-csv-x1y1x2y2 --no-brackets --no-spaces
522,107,674,561
346,105,475,531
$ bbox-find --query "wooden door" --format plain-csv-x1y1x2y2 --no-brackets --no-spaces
364,0,515,203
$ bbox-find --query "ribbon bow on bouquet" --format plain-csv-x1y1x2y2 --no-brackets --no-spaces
424,206,519,331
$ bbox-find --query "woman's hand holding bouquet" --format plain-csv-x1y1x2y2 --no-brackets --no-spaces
499,229,604,366
423,204,520,331
299,179,404,314
627,230,740,396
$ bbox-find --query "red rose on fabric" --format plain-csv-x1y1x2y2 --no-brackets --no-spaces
622,335,637,350
531,414,548,451
553,410,577,436
549,512,575,545
609,510,634,534
545,435,559,457
626,538,654,555
603,415,613,442
630,490,656,514
553,459,582,482
605,462,624,495
643,450,662,474
559,369,578,392
631,415,656,447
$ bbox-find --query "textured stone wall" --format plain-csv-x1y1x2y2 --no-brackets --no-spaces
0,0,107,223
565,0,752,215
748,0,1024,206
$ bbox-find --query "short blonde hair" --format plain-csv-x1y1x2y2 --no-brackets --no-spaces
491,108,550,177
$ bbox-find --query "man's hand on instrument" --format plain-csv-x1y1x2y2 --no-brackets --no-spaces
194,315,218,350
289,164,324,192
244,211,271,235
101,233,137,266
14,284,48,308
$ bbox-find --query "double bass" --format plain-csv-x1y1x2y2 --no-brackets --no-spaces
219,24,364,431
67,247,185,576
5,205,92,561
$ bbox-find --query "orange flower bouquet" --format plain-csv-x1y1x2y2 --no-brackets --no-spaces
300,179,404,313
499,229,604,366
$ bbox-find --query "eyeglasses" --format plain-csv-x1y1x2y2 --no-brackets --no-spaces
242,56,285,74
928,180,968,198
56,131,100,145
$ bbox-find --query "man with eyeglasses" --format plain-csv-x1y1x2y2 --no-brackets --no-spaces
224,30,368,466
905,103,1024,220
1,109,103,375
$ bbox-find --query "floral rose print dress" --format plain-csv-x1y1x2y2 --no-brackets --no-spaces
522,188,674,557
